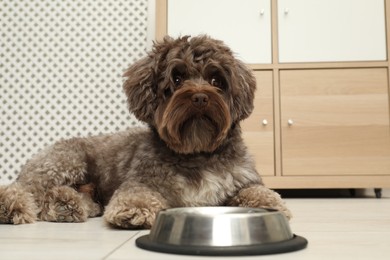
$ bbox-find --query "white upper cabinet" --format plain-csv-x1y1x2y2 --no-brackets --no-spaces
167,0,272,64
278,0,387,63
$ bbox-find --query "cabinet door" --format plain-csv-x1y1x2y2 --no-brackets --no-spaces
280,68,390,176
278,0,387,62
167,0,272,64
242,71,274,176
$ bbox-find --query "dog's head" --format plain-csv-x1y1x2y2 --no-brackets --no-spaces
123,35,256,154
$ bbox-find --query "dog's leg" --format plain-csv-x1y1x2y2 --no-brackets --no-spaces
0,138,93,224
104,184,169,229
39,186,101,222
226,185,292,219
0,183,38,224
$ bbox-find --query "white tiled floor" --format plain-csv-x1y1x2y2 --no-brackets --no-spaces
1,197,389,260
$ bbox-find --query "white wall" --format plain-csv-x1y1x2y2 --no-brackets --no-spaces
0,0,151,184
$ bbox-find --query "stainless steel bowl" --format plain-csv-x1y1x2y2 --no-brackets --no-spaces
136,207,307,256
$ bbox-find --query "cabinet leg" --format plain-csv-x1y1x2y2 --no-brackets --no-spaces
374,188,382,199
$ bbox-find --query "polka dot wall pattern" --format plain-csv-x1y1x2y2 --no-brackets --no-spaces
0,0,149,184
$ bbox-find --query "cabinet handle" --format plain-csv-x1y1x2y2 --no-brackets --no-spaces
287,119,294,126
284,8,289,15
260,9,265,16
262,119,268,126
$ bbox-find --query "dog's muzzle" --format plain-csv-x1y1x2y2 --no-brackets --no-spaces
155,85,231,154
191,93,209,109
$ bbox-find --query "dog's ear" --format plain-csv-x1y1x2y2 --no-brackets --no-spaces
231,60,257,122
123,55,157,123
123,36,181,124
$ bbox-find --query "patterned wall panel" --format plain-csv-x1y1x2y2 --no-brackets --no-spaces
0,0,151,184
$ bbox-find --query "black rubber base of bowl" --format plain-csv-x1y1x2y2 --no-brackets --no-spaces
136,234,308,256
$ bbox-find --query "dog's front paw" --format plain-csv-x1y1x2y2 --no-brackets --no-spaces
228,185,292,220
104,206,156,229
104,195,166,229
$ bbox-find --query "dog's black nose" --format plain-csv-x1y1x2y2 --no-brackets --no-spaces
191,93,209,108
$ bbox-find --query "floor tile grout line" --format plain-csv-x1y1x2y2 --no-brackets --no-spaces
102,231,142,260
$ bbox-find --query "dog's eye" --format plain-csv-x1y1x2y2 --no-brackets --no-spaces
210,76,223,88
173,75,182,86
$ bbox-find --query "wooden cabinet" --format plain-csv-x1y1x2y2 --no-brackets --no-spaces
167,0,272,64
241,71,274,176
278,0,387,62
280,68,390,176
156,0,390,189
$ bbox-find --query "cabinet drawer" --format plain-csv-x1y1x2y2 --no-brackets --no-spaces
167,0,272,64
242,71,274,176
280,68,390,176
278,0,387,62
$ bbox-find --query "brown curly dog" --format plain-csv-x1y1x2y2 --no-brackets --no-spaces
0,35,291,228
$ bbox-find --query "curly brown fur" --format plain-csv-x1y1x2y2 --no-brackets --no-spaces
0,183,38,224
39,186,101,222
0,35,290,228
226,185,292,219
